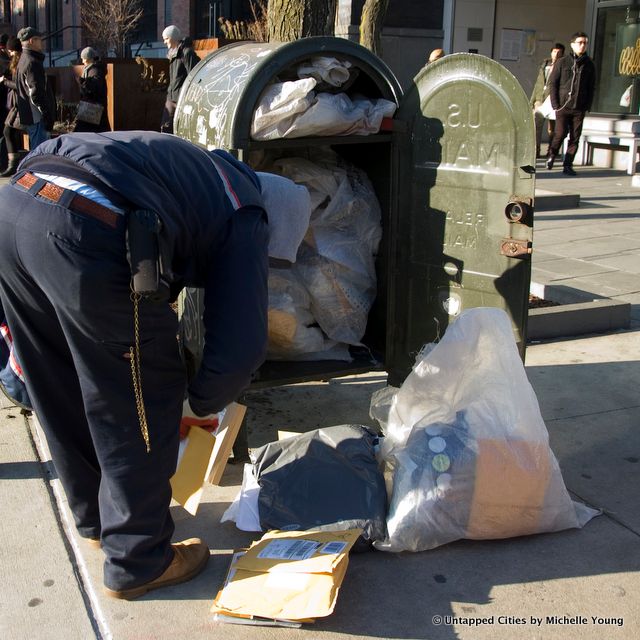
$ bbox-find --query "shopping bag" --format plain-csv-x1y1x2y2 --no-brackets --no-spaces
536,95,555,120
76,100,104,125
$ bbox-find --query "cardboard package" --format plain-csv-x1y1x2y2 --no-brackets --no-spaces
170,402,246,515
466,438,551,539
211,528,361,623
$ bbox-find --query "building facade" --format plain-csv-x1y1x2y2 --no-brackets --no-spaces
1,0,638,117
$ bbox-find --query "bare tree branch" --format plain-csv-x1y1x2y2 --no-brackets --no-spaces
82,0,143,58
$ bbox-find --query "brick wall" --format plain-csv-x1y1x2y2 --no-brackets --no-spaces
165,0,191,38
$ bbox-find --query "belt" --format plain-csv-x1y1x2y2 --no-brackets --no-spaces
15,172,121,229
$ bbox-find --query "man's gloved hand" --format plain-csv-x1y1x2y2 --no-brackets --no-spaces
179,398,218,440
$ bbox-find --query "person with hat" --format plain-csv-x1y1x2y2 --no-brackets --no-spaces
0,34,11,170
0,130,310,599
428,48,445,64
0,36,25,177
160,25,200,133
0,33,9,62
15,27,54,150
74,46,109,132
530,42,565,158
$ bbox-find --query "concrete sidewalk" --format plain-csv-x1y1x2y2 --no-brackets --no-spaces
532,164,640,328
1,167,639,639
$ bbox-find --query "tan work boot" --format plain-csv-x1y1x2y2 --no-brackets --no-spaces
104,538,209,600
84,537,102,550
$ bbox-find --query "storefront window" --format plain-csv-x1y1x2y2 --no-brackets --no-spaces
194,1,236,38
592,3,640,114
135,0,158,42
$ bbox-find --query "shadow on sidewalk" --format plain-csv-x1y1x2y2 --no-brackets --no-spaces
153,357,640,639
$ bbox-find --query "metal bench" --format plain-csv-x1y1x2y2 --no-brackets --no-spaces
564,116,640,175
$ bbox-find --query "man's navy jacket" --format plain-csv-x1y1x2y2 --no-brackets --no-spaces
12,131,269,415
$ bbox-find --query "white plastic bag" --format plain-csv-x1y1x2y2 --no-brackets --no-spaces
256,171,312,263
267,268,351,361
271,153,382,345
371,308,599,552
251,78,317,140
251,78,396,140
220,464,262,531
536,95,555,120
280,93,396,138
620,84,632,108
297,56,353,88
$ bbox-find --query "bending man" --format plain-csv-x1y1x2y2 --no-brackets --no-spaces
0,131,275,599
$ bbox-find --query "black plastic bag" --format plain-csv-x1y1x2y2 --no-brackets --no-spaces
252,424,387,544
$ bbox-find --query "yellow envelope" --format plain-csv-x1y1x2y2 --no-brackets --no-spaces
212,529,361,621
170,402,247,514
207,402,247,485
170,426,215,515
210,551,312,627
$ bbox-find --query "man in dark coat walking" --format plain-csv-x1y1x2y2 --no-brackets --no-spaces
546,31,596,176
160,25,200,133
15,27,54,150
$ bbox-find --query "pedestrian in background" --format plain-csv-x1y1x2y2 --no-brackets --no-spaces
15,27,54,150
74,46,109,133
160,25,200,134
0,131,308,600
530,42,565,158
428,48,445,64
0,36,25,177
0,33,10,170
546,32,596,176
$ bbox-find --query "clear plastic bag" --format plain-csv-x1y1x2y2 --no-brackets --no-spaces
251,78,317,140
267,268,351,361
272,153,382,345
251,76,396,140
296,56,353,88
371,308,599,552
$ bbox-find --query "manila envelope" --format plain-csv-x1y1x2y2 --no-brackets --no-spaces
170,425,216,515
210,550,312,627
212,528,361,621
206,402,246,485
170,402,247,514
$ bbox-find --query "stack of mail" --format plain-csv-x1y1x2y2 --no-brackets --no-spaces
211,528,361,624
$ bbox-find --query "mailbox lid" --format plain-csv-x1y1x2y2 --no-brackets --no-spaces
386,54,536,384
175,37,402,151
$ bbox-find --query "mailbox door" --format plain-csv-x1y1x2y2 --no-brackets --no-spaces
386,54,536,384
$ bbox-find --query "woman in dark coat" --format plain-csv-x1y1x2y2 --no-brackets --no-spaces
74,46,110,132
0,36,25,177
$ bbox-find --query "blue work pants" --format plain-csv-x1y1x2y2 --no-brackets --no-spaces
0,180,185,591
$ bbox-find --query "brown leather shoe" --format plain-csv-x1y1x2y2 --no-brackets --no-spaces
83,537,102,550
104,538,209,600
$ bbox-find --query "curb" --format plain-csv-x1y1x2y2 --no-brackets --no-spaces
528,282,631,340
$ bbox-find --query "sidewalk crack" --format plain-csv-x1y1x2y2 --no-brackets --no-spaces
545,404,640,423
23,412,110,640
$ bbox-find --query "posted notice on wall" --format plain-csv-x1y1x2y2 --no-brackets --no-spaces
500,28,522,61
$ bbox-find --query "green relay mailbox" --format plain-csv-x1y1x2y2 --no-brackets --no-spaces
175,37,535,390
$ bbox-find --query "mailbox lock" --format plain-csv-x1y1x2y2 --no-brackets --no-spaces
500,238,532,258
505,198,532,224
